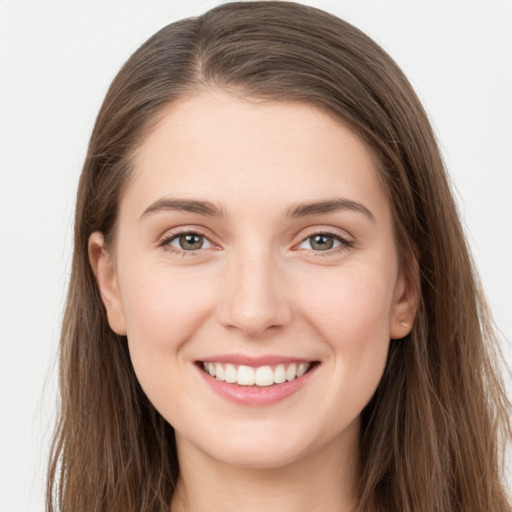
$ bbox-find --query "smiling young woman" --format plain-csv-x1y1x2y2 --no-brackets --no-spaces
47,2,511,512
88,94,414,509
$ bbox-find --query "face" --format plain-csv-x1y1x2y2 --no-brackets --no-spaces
90,89,416,470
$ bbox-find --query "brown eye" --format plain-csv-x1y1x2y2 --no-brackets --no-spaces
166,232,213,252
309,234,335,251
178,233,204,250
297,232,350,253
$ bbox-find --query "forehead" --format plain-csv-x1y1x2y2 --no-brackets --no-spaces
124,89,389,222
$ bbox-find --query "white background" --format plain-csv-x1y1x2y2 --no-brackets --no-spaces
1,0,511,510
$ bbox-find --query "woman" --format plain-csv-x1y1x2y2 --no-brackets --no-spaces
47,2,511,511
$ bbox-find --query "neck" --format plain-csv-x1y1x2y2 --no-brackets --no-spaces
170,422,360,512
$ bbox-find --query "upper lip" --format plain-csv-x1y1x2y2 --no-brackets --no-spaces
198,354,317,366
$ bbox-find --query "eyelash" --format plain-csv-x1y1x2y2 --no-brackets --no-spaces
158,229,354,257
159,230,214,257
297,229,354,257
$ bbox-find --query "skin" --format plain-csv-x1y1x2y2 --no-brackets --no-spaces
89,89,417,512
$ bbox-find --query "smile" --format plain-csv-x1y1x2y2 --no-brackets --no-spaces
201,361,312,387
196,356,320,405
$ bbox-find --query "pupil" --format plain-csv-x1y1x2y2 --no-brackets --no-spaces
180,234,203,250
311,234,333,250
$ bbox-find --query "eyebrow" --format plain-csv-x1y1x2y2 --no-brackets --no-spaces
285,198,376,222
140,196,375,222
140,198,228,219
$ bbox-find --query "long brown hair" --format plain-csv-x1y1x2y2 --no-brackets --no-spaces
47,2,511,511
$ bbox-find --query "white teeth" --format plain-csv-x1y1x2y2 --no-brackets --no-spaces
297,362,309,377
274,364,286,384
286,363,297,381
237,365,255,385
224,363,237,383
202,361,313,386
214,362,224,381
254,366,274,386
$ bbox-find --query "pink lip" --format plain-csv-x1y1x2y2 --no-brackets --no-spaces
195,360,319,406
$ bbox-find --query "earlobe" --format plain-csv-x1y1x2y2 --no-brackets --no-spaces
88,232,127,335
390,260,420,340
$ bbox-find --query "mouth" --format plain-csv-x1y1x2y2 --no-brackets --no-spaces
196,360,319,387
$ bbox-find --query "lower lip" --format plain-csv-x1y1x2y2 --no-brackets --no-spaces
196,364,318,406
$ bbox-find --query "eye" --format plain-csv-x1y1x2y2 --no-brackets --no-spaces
296,231,353,253
299,234,341,251
165,232,214,252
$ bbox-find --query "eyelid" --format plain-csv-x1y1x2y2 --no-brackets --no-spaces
158,225,217,242
293,226,355,254
158,226,221,255
168,233,214,250
296,225,353,243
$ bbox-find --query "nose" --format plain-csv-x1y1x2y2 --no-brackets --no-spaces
217,248,293,339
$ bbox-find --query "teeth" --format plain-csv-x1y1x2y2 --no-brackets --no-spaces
224,363,237,383
286,363,297,381
274,364,286,384
254,366,274,386
237,365,255,385
202,361,312,386
215,362,224,381
297,362,309,377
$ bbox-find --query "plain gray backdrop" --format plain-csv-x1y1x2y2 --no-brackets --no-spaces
1,1,511,510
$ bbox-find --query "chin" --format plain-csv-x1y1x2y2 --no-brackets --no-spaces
204,440,309,470
178,418,345,471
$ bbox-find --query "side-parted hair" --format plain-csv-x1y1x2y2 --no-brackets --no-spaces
47,2,511,511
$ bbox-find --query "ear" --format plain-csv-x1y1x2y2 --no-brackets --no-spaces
88,231,127,335
389,258,420,340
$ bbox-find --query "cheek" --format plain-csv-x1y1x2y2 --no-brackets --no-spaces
117,266,222,427
298,267,395,344
120,264,215,343
295,268,394,405
117,262,218,395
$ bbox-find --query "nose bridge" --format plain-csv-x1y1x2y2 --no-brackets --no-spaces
219,242,291,337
